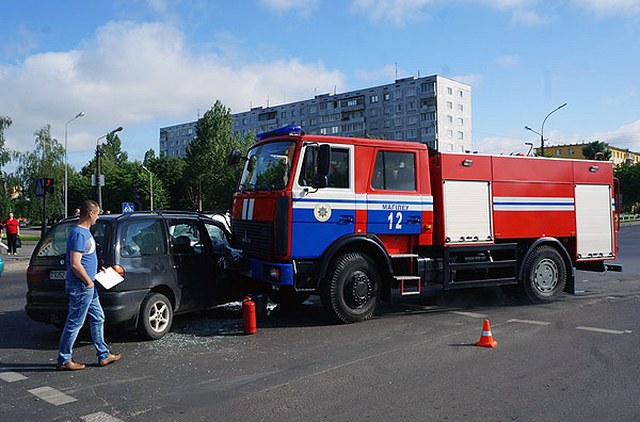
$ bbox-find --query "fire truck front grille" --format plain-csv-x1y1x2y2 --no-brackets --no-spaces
232,220,274,258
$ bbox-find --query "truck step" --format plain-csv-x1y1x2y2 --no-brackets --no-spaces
390,254,420,259
394,275,421,295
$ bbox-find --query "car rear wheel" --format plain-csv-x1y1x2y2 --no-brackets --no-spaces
138,293,173,340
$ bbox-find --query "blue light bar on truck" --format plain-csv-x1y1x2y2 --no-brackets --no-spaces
256,125,304,141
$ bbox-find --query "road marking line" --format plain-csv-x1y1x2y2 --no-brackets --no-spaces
28,386,77,406
575,326,631,335
0,371,28,383
507,319,551,326
450,311,487,319
81,411,123,422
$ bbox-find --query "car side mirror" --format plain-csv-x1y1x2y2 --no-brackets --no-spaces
311,175,328,189
227,149,243,166
317,144,331,177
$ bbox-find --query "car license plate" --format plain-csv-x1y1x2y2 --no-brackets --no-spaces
50,270,66,280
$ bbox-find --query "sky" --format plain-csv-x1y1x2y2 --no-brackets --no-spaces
1,0,639,171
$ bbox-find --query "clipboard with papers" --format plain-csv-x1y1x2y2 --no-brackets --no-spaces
94,266,124,290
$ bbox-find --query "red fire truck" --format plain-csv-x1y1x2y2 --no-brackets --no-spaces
228,125,620,323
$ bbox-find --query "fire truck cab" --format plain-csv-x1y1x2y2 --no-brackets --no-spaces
229,125,619,323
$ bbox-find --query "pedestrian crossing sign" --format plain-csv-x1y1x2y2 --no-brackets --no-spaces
122,202,135,213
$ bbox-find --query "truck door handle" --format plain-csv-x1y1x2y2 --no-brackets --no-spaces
407,217,421,223
339,215,354,223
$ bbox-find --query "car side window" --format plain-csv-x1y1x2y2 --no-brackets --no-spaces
168,220,204,255
120,219,166,257
298,146,350,188
205,223,228,254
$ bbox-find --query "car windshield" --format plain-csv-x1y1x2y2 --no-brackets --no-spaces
238,141,296,192
34,220,109,257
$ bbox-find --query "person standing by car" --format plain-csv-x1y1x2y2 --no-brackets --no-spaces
2,212,20,255
57,200,122,371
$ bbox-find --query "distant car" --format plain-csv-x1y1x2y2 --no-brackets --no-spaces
25,211,244,340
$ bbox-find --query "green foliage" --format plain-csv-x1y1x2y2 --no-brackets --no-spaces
582,140,612,161
145,152,187,209
183,100,253,212
614,162,640,213
15,125,65,222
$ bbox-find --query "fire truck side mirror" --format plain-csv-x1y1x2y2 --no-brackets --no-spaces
228,149,242,166
312,175,328,189
317,144,331,176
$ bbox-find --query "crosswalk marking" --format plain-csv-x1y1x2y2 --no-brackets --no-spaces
28,386,77,406
507,319,551,326
576,326,631,335
81,411,124,422
0,371,28,383
450,311,487,319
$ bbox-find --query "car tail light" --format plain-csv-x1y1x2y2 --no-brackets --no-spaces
112,265,125,277
26,266,44,284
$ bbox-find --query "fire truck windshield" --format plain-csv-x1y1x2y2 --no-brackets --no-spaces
238,141,296,192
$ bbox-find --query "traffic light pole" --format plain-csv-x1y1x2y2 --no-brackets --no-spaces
41,189,47,237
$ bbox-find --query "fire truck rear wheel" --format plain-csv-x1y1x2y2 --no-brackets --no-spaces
321,252,380,323
521,245,567,303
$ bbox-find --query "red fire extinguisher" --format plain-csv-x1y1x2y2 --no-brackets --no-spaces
243,296,256,335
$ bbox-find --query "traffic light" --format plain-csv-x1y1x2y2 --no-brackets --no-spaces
44,178,55,193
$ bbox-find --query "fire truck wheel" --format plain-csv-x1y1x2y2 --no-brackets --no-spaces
522,245,567,303
268,288,311,307
321,252,380,323
138,293,173,340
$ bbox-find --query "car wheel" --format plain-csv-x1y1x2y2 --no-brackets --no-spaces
138,293,173,340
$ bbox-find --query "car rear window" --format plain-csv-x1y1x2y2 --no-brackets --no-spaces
34,220,109,257
120,219,166,257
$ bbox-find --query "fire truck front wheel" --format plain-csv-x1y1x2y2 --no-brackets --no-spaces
521,245,567,303
321,252,380,324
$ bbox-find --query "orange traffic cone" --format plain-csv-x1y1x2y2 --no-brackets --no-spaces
475,319,498,348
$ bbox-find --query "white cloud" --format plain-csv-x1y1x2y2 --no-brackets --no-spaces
259,0,320,15
573,0,640,15
495,55,520,66
451,73,483,87
350,0,435,25
510,8,552,25
591,120,640,152
0,21,344,159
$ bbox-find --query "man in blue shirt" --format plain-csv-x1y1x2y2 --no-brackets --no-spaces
57,200,121,370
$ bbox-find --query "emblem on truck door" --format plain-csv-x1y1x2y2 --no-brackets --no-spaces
314,204,332,222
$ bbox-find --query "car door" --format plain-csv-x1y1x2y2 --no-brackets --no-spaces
167,218,212,311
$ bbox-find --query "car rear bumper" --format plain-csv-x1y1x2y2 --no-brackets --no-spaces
25,288,150,328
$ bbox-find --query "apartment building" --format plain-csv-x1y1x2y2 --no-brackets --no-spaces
543,143,640,166
159,75,472,157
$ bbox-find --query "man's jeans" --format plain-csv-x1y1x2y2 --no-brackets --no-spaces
57,286,110,365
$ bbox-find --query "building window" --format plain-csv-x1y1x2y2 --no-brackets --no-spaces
569,148,575,156
396,104,403,112
458,90,463,98
447,129,453,138
384,93,390,101
457,117,464,125
395,118,402,127
394,90,402,99
371,95,379,103
457,131,464,140
556,149,562,156
421,82,435,93
447,115,453,123
447,87,453,95
447,101,453,110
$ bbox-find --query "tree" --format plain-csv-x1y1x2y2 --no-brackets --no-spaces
144,151,187,209
615,163,640,213
16,125,65,223
183,100,253,213
582,140,612,161
0,116,15,218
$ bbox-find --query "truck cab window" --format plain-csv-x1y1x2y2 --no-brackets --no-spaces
299,146,350,188
372,151,416,191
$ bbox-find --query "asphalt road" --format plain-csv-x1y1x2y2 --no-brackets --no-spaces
1,225,639,421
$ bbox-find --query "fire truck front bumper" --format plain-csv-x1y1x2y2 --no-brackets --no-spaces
246,258,295,286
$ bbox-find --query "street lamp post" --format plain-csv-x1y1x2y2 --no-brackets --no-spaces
142,165,154,210
525,102,567,157
64,112,84,216
96,126,123,210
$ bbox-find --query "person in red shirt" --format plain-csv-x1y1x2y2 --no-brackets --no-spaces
3,212,20,255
